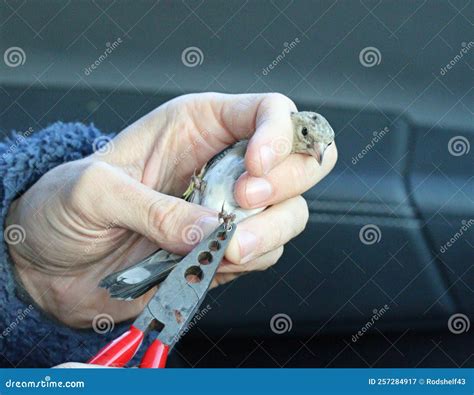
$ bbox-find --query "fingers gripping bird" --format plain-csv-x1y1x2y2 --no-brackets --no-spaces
100,111,335,300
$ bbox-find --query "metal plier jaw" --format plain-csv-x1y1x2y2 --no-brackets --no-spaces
89,222,236,368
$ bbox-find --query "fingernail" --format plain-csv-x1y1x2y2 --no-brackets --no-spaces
245,177,273,206
260,145,275,175
237,230,258,264
187,216,219,244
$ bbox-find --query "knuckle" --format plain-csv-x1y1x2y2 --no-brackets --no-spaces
76,161,110,189
147,198,182,243
268,216,285,247
69,161,111,209
275,245,285,260
329,143,339,169
289,161,318,191
262,247,285,271
287,163,303,188
292,196,309,234
266,93,296,110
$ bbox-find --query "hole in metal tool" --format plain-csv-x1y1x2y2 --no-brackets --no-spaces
150,318,165,333
198,251,213,265
217,231,227,240
208,240,220,251
185,266,203,283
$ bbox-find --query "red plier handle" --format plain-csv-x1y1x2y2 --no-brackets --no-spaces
88,325,169,368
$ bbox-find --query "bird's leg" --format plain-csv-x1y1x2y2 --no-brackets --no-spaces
182,167,207,200
191,168,207,193
218,202,236,230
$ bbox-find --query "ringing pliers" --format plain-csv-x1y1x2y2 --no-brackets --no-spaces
88,221,236,368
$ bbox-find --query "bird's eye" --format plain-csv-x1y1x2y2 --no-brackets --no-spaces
327,142,332,146
301,127,308,136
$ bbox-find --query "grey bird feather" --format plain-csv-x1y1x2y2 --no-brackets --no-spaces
100,111,335,300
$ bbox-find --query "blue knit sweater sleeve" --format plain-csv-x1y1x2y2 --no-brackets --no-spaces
0,122,134,367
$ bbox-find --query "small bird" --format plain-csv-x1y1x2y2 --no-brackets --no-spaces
100,111,335,300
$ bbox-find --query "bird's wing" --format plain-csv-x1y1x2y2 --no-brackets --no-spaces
181,140,248,204
199,140,259,222
99,250,183,300
100,140,254,301
206,140,248,170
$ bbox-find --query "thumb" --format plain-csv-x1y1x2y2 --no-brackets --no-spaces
84,162,219,255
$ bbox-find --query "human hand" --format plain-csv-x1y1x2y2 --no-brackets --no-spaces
6,93,337,328
53,362,112,368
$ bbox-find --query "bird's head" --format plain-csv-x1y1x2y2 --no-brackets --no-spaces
291,111,335,165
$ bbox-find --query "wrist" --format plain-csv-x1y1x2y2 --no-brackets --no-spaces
5,200,59,322
9,245,72,326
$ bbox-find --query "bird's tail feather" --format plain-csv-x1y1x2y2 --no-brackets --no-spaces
99,250,182,300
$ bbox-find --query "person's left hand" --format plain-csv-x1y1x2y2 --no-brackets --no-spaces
54,362,112,368
6,93,337,328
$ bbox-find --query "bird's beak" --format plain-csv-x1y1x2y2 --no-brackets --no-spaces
309,142,329,165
